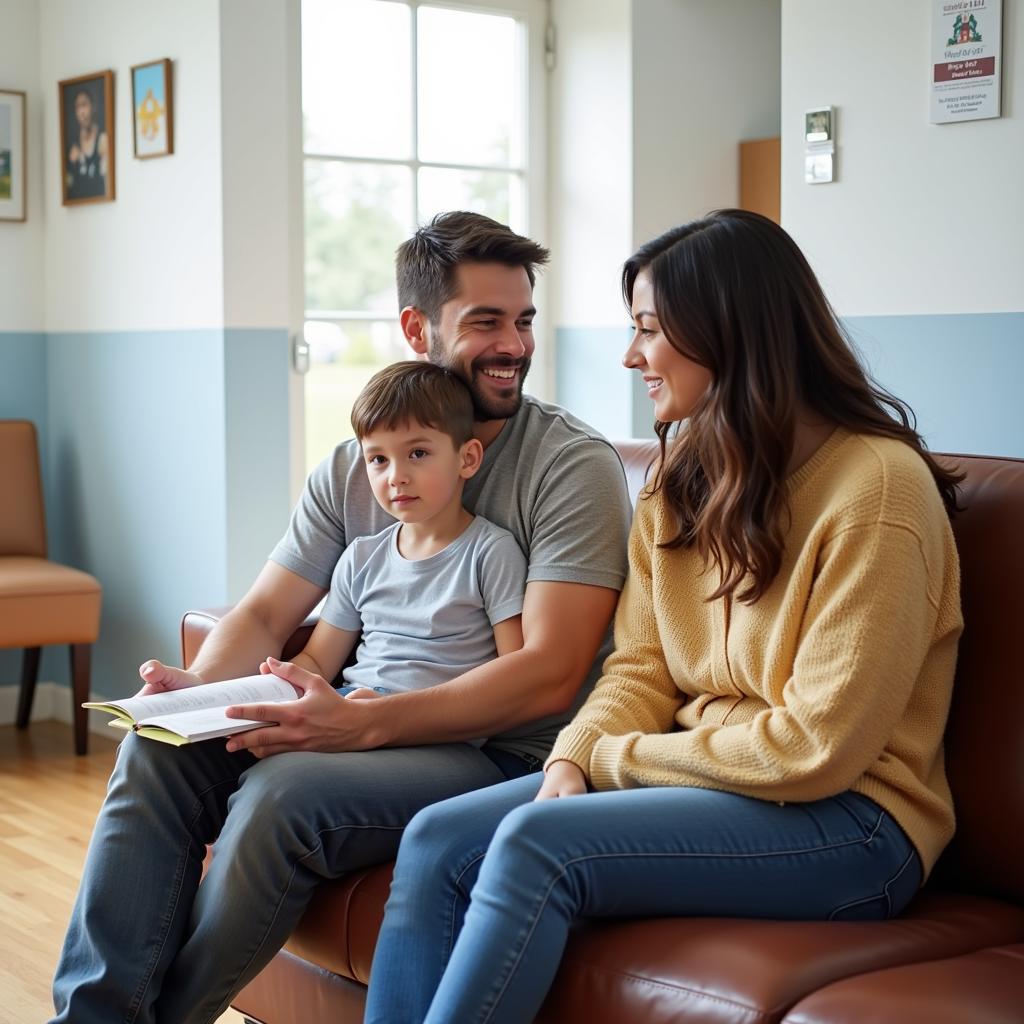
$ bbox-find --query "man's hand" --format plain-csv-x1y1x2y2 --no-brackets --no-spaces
535,759,588,801
136,659,203,697
224,657,381,758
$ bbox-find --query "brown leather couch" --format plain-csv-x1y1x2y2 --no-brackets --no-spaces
182,441,1024,1023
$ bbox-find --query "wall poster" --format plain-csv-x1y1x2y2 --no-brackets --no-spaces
930,1,1002,124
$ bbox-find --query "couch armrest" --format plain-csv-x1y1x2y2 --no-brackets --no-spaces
180,607,320,670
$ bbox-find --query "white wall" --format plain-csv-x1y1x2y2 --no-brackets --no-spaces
219,0,300,598
552,0,782,438
548,0,632,328
41,0,223,332
781,0,1024,316
0,0,43,331
632,0,782,247
220,0,301,331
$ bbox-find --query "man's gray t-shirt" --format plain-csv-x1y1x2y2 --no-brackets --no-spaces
323,516,526,694
270,395,633,761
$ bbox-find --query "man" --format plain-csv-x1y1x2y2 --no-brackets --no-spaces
51,212,632,1024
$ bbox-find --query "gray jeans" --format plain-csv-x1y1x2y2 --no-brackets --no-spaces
50,732,523,1024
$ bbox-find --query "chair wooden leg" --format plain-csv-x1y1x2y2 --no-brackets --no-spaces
70,643,92,756
16,647,42,728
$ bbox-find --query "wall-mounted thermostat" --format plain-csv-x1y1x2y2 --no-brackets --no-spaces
804,106,835,184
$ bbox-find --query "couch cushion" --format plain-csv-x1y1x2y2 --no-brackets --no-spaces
782,942,1024,1024
534,893,1024,1024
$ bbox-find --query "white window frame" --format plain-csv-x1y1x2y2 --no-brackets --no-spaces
292,0,549,498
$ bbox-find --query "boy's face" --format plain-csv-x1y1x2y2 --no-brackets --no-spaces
360,422,481,524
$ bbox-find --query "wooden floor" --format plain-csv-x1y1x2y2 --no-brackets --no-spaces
0,721,246,1024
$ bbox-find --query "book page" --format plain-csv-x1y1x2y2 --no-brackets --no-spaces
135,703,292,742
134,718,268,746
84,674,298,723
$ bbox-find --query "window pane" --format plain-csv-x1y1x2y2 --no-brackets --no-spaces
302,0,411,159
418,167,524,231
417,7,522,167
305,160,412,314
304,320,409,474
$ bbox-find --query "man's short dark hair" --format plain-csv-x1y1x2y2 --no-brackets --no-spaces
395,211,550,323
350,361,475,447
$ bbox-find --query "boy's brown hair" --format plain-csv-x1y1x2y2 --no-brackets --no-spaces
350,361,475,447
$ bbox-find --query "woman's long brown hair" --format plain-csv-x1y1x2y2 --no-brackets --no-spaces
624,209,962,604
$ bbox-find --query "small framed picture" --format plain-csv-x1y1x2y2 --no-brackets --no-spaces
132,58,173,159
0,89,27,221
804,107,833,143
59,70,115,205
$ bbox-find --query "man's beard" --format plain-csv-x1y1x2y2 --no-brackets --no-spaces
428,341,530,422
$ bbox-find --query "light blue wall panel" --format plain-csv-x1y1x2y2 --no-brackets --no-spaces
44,330,229,697
0,332,47,426
555,326,638,440
847,313,1024,458
224,328,292,601
630,369,658,441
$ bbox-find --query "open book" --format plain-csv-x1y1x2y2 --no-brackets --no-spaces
83,674,300,746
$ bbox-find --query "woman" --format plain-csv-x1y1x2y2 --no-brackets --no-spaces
363,209,964,1024
66,87,108,199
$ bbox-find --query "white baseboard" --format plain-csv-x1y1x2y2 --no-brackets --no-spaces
0,682,126,742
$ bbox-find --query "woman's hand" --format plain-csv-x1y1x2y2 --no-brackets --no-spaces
535,759,588,801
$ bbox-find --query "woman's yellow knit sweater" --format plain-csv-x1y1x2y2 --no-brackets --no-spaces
548,429,962,876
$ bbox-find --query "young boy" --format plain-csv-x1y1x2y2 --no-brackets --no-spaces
263,360,527,701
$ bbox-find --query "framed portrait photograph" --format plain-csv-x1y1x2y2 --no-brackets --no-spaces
132,58,173,159
0,89,26,221
58,70,115,205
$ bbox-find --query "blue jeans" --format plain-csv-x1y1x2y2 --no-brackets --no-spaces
365,774,922,1024
50,732,531,1024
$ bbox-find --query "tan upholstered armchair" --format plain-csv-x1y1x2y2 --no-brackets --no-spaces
0,420,102,754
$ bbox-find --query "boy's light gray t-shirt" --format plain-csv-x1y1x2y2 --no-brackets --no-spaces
323,516,527,694
270,395,633,761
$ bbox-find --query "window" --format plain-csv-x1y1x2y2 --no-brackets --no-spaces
301,0,543,474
